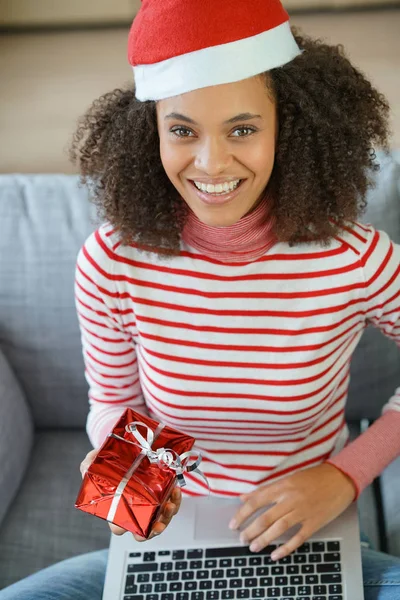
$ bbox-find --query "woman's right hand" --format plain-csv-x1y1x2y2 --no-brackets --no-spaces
80,447,182,542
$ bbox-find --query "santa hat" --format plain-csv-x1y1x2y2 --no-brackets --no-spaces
128,0,301,101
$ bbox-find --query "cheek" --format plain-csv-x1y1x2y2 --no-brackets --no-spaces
159,141,189,183
244,136,276,179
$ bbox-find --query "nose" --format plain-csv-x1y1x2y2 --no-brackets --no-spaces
194,137,232,175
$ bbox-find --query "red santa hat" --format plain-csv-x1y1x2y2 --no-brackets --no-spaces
128,0,301,101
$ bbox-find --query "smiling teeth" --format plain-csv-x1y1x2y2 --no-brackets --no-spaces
194,180,241,194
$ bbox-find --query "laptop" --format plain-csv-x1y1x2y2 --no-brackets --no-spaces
102,495,364,600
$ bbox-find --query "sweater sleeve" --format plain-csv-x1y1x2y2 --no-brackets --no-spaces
326,225,400,498
75,225,147,449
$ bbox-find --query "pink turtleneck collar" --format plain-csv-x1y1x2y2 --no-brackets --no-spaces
181,194,277,263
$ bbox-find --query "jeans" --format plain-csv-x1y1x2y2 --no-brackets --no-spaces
0,534,399,599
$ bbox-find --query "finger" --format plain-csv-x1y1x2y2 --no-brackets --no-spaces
247,511,299,554
269,526,311,561
109,523,128,536
229,489,275,531
239,503,291,546
79,449,99,478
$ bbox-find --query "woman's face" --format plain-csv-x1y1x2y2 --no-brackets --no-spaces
156,75,278,227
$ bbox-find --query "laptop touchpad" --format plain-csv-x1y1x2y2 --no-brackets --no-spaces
194,498,242,542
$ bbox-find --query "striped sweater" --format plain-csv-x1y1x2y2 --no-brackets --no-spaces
75,220,400,498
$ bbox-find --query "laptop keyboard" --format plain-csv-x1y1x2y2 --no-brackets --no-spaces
123,540,343,600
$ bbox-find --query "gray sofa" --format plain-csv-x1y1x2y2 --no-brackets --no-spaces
0,152,399,590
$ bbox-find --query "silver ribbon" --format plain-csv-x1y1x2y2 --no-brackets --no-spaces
106,420,208,524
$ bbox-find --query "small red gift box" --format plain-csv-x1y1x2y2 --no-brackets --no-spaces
75,408,198,538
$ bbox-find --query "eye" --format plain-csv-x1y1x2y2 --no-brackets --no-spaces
231,126,257,137
170,126,194,138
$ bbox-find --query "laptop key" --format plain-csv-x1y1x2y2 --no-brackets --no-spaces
317,563,341,573
185,581,198,591
214,580,228,589
190,561,203,569
169,582,183,592
313,585,327,594
220,559,232,568
182,571,195,580
139,584,152,594
244,578,257,587
305,575,318,584
275,576,288,586
237,591,250,598
176,594,189,600
297,543,310,553
329,584,343,594
259,577,273,587
301,565,315,574
241,567,254,577
129,563,158,573
187,549,203,559
123,596,144,600
205,560,217,568
158,550,170,556
160,562,173,571
324,553,341,562
328,596,343,600
287,565,299,574
211,569,224,578
327,542,340,552
278,555,292,564
309,553,322,563
229,578,243,588
249,556,262,566
154,583,168,593
294,555,307,563
206,592,219,599
321,574,341,584
191,593,205,600
296,586,311,595
143,552,156,562
176,561,188,570
173,550,185,560
129,552,142,558
200,581,212,590
166,572,179,581
271,566,284,575
152,572,165,582
290,576,303,585
252,590,265,598
197,570,209,579
312,542,325,553
145,595,159,600
282,587,296,596
227,568,239,577
221,592,234,599
160,595,174,600
137,574,150,583
234,558,247,567
125,575,137,593
266,588,281,597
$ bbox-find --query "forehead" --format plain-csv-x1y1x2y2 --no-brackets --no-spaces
156,75,275,123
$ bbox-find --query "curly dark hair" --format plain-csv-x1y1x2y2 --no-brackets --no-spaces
69,27,391,258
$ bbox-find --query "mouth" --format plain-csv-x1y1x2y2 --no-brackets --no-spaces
189,179,245,196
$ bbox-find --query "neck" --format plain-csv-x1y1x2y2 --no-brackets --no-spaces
181,193,277,263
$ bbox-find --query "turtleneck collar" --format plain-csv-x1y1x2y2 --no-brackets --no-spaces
181,193,277,263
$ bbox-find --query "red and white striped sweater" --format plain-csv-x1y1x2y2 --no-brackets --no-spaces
75,217,400,498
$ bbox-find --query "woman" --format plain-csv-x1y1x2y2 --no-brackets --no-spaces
1,0,400,599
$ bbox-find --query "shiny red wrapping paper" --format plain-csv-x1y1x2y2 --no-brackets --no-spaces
75,408,195,538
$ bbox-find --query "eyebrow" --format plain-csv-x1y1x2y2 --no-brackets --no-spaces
164,112,262,125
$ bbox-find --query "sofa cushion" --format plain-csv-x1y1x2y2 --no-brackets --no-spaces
0,175,98,428
0,347,33,528
346,150,400,421
0,430,110,590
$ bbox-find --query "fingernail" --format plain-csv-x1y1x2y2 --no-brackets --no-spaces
229,519,237,530
250,542,260,553
271,550,282,561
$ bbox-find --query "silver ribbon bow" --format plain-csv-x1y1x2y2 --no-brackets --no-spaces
109,420,209,490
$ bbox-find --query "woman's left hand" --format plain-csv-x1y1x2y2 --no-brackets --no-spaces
229,462,357,561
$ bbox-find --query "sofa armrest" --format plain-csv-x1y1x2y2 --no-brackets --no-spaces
0,347,34,527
